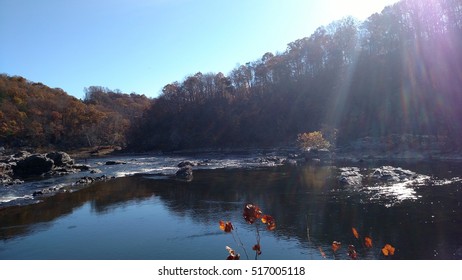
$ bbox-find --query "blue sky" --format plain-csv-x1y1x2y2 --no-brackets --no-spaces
0,0,399,99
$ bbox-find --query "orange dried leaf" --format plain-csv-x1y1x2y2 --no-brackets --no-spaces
364,237,373,248
243,203,262,224
352,227,359,239
332,241,341,252
225,246,240,260
381,244,395,256
219,220,233,233
261,214,276,231
252,244,262,255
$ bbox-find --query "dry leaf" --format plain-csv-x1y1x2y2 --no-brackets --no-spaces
352,227,359,239
225,246,240,260
261,214,276,231
219,220,233,233
364,236,373,248
332,241,341,252
243,203,262,224
252,244,262,255
381,244,395,256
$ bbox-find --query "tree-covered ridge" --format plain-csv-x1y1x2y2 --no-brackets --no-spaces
2,0,461,152
130,0,462,151
0,75,151,149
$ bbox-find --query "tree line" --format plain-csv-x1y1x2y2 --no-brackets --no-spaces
2,0,461,152
0,76,151,149
129,0,462,151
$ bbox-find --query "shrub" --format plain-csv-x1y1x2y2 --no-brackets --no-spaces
297,131,331,150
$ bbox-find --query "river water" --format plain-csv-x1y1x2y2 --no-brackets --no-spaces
0,154,461,259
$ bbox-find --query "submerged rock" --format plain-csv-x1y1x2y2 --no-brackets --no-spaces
105,160,126,165
176,166,193,182
370,166,417,182
303,148,333,162
178,161,196,168
338,167,363,186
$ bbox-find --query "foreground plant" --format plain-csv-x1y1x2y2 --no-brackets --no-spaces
219,202,276,260
324,227,396,259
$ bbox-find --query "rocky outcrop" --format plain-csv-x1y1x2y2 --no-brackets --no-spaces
176,165,193,182
12,154,54,178
370,166,418,181
338,167,363,186
338,165,430,187
178,161,196,168
46,151,74,167
303,148,333,162
0,151,88,183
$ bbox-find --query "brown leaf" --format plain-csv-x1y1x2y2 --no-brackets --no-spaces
332,241,341,252
219,220,233,233
252,244,262,255
364,236,373,248
352,227,359,239
261,214,276,230
225,246,240,260
243,203,262,224
381,244,395,256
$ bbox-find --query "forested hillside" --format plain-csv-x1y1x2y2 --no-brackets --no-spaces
129,0,462,151
2,0,461,152
0,75,151,149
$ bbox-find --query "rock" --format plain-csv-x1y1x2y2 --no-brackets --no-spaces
73,164,90,171
90,168,102,174
46,151,74,167
45,167,78,176
303,148,332,162
370,166,417,182
75,176,95,185
176,166,193,181
32,185,65,197
74,175,110,185
338,167,363,186
178,161,196,168
105,160,126,165
282,159,298,166
12,154,54,178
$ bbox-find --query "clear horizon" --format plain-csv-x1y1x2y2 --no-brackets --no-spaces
0,0,399,99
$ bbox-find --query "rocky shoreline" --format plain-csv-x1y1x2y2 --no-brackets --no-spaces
2,144,462,207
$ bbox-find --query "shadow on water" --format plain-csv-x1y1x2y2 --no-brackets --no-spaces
1,162,461,259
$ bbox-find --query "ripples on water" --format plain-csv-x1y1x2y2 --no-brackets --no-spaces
1,155,461,260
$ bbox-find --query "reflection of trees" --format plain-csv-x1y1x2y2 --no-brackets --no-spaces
1,164,461,259
0,176,156,239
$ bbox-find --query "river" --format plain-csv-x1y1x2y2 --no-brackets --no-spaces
1,153,461,259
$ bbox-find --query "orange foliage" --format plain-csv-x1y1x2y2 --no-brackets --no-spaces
219,221,233,233
243,203,262,224
381,244,396,256
364,237,373,248
252,244,262,255
332,241,341,252
352,227,359,239
261,215,276,231
225,246,240,260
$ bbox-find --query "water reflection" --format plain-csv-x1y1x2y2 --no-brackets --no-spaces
1,163,461,259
